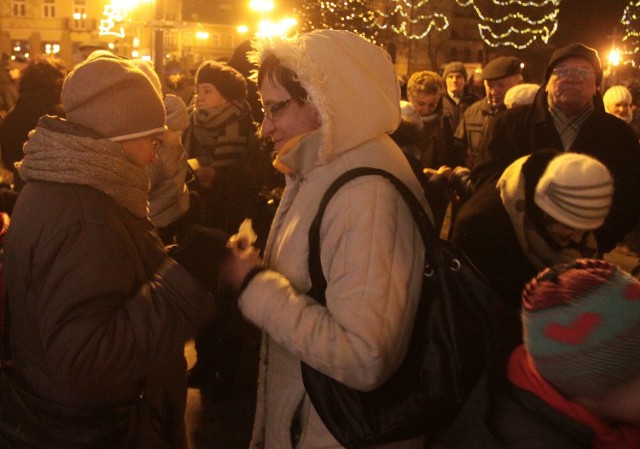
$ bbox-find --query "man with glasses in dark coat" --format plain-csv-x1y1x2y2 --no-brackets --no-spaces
472,43,640,255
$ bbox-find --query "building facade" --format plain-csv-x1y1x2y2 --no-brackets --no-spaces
0,0,247,70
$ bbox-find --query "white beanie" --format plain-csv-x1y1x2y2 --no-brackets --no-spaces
504,83,540,109
603,85,633,122
62,53,166,142
534,153,614,230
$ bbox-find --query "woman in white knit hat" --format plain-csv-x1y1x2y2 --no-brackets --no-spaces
603,85,640,139
451,150,614,349
0,52,229,448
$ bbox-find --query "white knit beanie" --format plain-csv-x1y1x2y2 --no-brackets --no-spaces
62,53,166,142
534,153,614,230
603,85,633,120
504,83,540,109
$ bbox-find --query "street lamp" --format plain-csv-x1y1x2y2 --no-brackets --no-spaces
256,17,297,37
249,0,275,15
609,48,622,67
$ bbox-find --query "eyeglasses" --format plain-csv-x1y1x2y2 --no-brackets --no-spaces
551,66,595,81
261,98,293,120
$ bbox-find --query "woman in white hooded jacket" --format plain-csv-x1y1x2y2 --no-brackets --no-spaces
222,30,430,449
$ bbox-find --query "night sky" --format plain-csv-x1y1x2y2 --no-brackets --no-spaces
552,0,629,52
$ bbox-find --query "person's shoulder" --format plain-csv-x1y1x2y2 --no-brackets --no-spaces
466,98,486,112
461,89,480,104
19,182,116,222
589,109,640,145
494,104,529,125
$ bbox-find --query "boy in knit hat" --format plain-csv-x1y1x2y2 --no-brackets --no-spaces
441,61,479,131
489,259,640,448
0,52,229,448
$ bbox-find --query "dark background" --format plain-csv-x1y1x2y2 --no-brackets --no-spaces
553,0,628,49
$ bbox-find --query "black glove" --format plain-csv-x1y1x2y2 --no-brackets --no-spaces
168,224,231,293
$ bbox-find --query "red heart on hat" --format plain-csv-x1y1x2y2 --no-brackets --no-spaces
544,312,602,345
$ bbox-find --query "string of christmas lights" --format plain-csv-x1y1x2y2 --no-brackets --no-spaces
374,0,449,40
297,0,566,51
456,0,560,48
456,0,557,7
478,22,557,48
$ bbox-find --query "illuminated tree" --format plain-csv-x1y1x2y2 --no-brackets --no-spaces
455,0,560,49
621,0,640,66
296,0,381,43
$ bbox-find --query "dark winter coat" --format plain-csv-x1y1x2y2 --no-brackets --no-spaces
474,88,640,254
451,182,537,312
4,180,216,448
442,89,479,133
489,385,595,449
454,97,501,169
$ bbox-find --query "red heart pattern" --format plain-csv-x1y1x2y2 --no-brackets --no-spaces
545,312,602,345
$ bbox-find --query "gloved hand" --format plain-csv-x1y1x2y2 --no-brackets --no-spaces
168,224,231,293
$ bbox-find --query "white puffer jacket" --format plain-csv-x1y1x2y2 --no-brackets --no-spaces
239,30,430,449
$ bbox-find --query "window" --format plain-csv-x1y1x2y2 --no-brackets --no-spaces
12,0,26,17
164,31,175,50
43,42,61,54
73,0,86,29
212,34,220,47
43,0,56,18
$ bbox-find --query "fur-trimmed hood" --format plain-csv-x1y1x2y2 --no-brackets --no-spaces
250,30,401,164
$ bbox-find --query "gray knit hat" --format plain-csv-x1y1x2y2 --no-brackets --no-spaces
62,53,166,142
443,61,467,81
534,153,614,230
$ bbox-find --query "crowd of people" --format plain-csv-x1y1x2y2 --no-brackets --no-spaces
0,29,638,449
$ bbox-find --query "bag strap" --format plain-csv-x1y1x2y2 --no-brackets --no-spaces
308,167,438,305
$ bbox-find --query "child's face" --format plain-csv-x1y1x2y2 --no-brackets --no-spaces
195,83,227,110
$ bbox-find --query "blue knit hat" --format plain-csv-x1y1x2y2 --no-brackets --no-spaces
522,259,640,397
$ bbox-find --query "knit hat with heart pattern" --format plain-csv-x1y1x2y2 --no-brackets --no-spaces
522,259,640,398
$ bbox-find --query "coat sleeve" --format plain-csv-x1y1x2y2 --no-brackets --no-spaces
238,177,425,391
32,220,215,388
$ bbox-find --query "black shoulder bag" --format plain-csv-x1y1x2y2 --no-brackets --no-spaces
301,167,497,449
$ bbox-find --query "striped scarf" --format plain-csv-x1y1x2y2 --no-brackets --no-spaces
184,100,253,169
548,99,594,151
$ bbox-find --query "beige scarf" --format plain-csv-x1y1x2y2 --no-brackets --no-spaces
17,123,150,218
